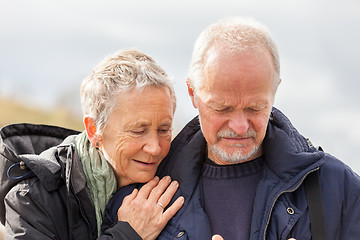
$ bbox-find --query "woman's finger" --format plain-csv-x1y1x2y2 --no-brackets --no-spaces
117,188,139,220
136,176,160,199
162,196,184,222
121,188,138,206
148,176,172,203
156,180,179,208
212,234,224,240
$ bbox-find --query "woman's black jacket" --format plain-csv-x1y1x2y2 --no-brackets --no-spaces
0,123,141,240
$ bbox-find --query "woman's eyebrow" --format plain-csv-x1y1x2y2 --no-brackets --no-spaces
124,121,149,129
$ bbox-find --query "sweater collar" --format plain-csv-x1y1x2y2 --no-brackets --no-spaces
202,156,263,180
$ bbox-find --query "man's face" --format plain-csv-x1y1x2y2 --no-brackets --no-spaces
189,46,277,165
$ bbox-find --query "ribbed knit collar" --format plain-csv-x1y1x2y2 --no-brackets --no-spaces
202,156,264,180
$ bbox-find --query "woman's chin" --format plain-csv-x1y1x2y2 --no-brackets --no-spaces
136,174,156,184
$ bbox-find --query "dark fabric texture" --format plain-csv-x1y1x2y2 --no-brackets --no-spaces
100,107,360,239
0,123,141,240
0,123,79,224
201,157,263,239
153,107,360,239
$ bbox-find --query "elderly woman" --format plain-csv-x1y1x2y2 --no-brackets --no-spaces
0,49,184,239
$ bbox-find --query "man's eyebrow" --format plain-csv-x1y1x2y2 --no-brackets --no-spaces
159,122,172,127
250,101,269,107
207,98,228,106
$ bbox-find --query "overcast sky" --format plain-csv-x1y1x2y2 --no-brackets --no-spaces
1,0,359,173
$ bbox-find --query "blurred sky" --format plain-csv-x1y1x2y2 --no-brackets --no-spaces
0,0,359,173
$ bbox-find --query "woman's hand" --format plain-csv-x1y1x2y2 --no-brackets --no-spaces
117,176,184,240
212,235,223,240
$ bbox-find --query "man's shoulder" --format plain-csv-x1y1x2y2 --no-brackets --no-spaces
158,116,204,171
320,152,360,184
172,116,201,147
103,183,142,226
315,151,360,210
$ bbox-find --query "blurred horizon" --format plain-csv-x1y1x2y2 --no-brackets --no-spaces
1,0,359,173
0,97,84,131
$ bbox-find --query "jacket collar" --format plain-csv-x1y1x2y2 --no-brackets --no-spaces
160,108,325,197
168,130,207,199
263,108,324,183
0,124,80,224
0,123,80,191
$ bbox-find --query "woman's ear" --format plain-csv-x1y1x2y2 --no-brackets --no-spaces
84,116,100,148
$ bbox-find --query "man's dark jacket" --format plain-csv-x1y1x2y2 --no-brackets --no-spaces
153,108,360,239
0,124,141,240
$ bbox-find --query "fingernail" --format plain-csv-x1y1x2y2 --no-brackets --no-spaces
171,181,179,187
164,176,171,181
153,176,159,181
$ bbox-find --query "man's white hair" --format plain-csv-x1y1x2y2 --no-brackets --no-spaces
80,49,176,134
187,17,280,96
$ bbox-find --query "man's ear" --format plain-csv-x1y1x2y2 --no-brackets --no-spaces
273,78,282,96
84,116,100,148
186,77,198,109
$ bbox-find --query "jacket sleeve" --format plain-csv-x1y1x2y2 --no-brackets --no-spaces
320,156,360,239
341,168,360,239
4,180,64,239
98,221,142,240
4,178,142,240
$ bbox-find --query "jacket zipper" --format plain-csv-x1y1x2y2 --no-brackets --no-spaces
263,167,320,240
67,145,94,240
72,184,94,239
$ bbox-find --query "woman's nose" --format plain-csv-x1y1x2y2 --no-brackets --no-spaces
143,134,161,156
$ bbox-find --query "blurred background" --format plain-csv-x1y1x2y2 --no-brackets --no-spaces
0,0,359,173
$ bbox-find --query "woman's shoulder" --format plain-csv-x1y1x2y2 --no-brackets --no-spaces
4,176,77,239
5,176,68,207
4,176,69,231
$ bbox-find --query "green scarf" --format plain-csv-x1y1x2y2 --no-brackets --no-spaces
75,131,117,236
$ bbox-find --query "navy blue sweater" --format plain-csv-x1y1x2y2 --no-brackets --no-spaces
201,157,263,239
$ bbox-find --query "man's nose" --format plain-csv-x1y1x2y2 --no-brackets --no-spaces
227,111,249,136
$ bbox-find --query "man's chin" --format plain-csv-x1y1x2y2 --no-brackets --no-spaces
210,144,261,164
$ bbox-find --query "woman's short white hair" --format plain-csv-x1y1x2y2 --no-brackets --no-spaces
188,17,280,95
80,49,176,134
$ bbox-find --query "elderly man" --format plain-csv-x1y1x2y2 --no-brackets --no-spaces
155,17,360,239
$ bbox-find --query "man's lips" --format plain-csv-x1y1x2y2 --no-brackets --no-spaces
222,137,251,141
220,137,253,146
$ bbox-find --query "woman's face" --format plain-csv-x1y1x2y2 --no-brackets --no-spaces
100,86,174,188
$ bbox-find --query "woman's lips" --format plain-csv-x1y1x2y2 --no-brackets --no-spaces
132,159,157,168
